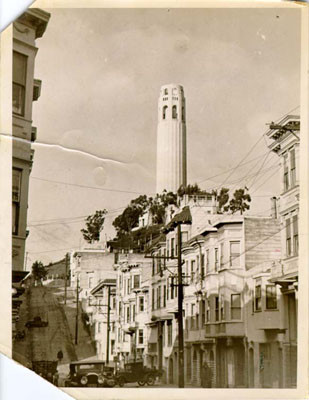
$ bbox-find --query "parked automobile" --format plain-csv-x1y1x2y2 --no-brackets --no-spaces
32,361,59,386
116,361,160,387
25,316,48,328
64,361,116,387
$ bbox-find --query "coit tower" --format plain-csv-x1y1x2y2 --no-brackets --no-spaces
156,84,187,194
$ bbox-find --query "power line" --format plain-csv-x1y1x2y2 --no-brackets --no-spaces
31,176,155,196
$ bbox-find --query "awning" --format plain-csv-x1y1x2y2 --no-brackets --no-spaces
12,270,30,283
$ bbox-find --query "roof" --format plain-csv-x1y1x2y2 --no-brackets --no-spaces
90,278,116,295
164,206,192,233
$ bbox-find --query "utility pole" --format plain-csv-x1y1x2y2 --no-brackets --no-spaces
177,223,184,388
75,274,79,345
64,253,68,305
106,285,111,365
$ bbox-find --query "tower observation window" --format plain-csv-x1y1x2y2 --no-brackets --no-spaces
172,105,177,119
163,105,168,120
164,89,168,95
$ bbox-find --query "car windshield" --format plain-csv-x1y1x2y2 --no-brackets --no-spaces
77,364,104,371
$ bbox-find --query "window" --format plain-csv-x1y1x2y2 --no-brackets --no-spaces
127,277,131,294
206,250,209,274
255,285,262,311
293,215,298,256
230,241,241,267
138,329,144,345
182,106,185,122
266,285,277,309
172,105,177,119
206,299,210,322
201,254,205,279
171,238,175,258
152,258,155,276
163,105,168,120
215,248,219,271
283,153,289,191
164,88,168,95
157,286,161,309
157,250,162,274
231,294,241,319
290,148,296,187
88,276,93,289
139,296,144,312
191,304,196,329
133,275,140,289
201,300,206,326
126,306,130,323
191,260,195,283
220,243,224,268
98,322,101,333
286,218,292,257
170,277,174,299
12,169,21,235
220,295,225,320
167,321,172,346
215,296,219,321
13,51,27,116
152,288,155,310
163,285,166,307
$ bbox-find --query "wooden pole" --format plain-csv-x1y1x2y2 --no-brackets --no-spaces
106,285,111,365
177,223,184,388
75,275,79,345
64,253,68,305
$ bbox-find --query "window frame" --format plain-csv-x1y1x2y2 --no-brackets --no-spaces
231,293,241,320
265,285,277,310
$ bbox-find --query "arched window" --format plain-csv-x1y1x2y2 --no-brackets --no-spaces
172,105,177,119
164,88,168,95
163,105,168,120
182,106,185,122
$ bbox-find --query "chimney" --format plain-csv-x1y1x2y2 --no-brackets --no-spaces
270,197,278,219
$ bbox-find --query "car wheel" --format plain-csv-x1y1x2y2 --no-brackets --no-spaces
137,379,146,386
118,377,125,387
146,375,155,386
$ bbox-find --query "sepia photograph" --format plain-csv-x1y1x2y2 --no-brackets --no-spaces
3,1,308,398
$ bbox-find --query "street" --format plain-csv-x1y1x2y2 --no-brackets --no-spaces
13,282,97,386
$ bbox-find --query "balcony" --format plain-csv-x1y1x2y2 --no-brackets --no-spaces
252,309,284,331
205,321,244,337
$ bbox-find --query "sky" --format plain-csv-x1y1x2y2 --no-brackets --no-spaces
25,7,301,267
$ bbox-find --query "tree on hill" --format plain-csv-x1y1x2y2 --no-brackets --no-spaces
177,183,210,197
227,187,251,215
32,261,47,281
81,209,107,243
112,192,177,234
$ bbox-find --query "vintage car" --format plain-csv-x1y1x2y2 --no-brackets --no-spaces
25,316,48,328
116,361,160,387
64,361,116,387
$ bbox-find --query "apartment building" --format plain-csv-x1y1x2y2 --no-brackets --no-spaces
266,115,300,387
87,279,116,363
12,9,50,275
69,248,115,302
113,253,152,368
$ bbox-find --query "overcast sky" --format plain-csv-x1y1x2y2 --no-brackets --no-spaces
25,7,300,267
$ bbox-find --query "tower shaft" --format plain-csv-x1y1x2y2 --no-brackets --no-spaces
156,84,187,194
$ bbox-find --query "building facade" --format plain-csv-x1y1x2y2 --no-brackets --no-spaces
113,253,152,368
12,9,50,274
87,279,117,363
266,115,300,387
156,84,187,194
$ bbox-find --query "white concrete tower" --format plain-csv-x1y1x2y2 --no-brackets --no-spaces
156,84,187,194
